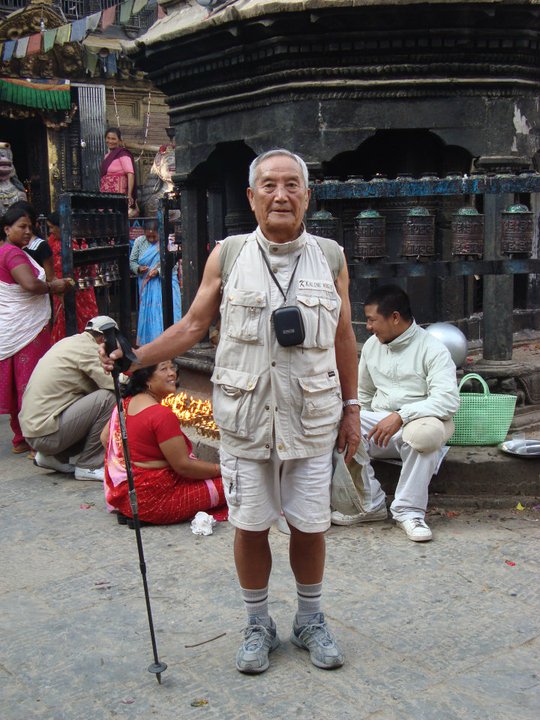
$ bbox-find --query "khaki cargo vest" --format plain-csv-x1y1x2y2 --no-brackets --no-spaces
212,229,343,460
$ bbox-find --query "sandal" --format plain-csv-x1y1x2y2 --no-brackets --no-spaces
12,442,31,454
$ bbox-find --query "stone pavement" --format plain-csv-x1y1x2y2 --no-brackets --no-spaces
1,414,539,720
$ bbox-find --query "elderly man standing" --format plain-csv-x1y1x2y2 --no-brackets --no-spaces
19,316,117,481
101,149,360,674
331,285,459,542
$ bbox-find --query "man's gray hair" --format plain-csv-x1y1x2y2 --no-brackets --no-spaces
248,149,309,189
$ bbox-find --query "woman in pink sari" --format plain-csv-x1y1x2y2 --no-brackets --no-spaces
0,206,72,453
99,127,137,213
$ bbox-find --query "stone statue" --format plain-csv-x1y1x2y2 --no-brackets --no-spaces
0,143,27,217
141,143,178,216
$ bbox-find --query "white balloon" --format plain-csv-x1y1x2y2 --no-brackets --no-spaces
425,323,468,367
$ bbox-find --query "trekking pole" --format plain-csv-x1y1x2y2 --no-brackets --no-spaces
102,323,167,684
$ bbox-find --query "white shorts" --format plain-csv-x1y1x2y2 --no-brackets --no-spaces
219,448,333,533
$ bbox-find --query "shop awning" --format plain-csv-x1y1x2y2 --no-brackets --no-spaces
0,77,71,111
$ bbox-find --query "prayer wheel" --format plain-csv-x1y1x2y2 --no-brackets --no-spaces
353,209,386,260
451,207,484,257
307,209,340,241
401,207,435,258
501,204,533,256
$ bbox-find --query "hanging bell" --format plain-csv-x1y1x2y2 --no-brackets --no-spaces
77,277,86,290
93,274,106,288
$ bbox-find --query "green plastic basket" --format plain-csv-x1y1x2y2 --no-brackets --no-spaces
448,373,517,446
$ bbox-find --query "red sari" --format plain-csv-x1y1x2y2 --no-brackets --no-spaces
104,400,226,525
49,234,98,342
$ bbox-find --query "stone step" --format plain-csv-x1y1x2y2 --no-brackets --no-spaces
373,444,540,500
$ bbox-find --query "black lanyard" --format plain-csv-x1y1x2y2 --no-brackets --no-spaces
257,242,302,303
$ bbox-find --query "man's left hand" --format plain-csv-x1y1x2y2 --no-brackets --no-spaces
337,407,361,463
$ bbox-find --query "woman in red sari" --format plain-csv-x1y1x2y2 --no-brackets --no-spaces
101,360,225,526
99,127,137,213
47,212,99,342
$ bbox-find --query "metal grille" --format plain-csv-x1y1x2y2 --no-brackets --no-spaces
75,84,106,192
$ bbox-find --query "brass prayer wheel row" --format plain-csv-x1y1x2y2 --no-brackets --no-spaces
308,205,534,260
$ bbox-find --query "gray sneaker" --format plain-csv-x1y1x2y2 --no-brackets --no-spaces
291,613,344,669
236,617,280,674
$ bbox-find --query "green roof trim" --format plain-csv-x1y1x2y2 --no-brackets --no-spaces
0,78,71,111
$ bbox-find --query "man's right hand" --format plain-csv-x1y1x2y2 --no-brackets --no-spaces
368,411,403,447
98,333,139,375
98,341,119,374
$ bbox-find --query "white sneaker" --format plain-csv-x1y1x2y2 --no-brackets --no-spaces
331,503,387,526
34,452,74,474
397,518,433,542
74,466,105,482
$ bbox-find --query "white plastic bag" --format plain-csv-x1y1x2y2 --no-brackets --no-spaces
190,511,216,536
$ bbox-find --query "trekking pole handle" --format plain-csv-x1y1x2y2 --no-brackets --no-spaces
101,322,138,373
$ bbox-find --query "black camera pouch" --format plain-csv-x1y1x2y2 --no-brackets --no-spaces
272,306,305,347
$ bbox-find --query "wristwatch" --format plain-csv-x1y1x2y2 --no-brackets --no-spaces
343,399,361,409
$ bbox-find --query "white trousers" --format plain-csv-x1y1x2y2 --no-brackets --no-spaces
356,410,444,521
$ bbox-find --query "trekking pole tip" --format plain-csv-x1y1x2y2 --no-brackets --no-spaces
148,661,167,684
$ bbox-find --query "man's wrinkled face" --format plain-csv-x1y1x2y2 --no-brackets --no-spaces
365,304,402,344
247,155,310,242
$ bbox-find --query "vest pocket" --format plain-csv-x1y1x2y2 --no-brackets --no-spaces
211,366,259,438
297,295,339,349
298,372,342,435
225,288,267,343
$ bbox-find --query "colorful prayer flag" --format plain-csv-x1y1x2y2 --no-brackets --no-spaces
84,48,99,76
120,1,134,25
3,39,15,61
14,37,29,59
87,12,102,32
70,18,87,43
106,52,118,75
133,0,146,14
101,6,116,30
43,28,57,53
27,33,42,56
56,24,72,46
